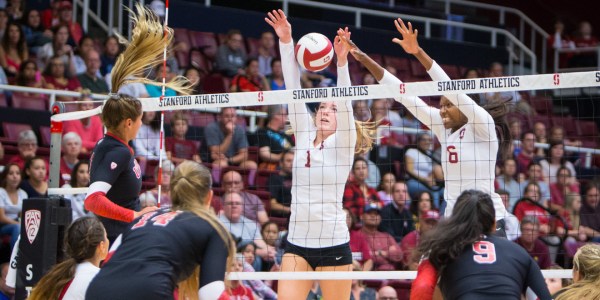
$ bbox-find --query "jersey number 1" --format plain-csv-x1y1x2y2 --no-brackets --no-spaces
447,146,459,163
472,241,496,264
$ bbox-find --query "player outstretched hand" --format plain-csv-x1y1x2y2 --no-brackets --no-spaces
392,18,420,55
334,27,351,66
265,9,292,44
337,29,368,63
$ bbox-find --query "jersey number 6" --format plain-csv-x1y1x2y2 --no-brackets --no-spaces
472,241,497,264
447,146,459,163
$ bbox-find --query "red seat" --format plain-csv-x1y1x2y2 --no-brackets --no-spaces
173,28,191,67
173,28,191,46
551,116,577,136
383,56,410,77
246,37,261,56
531,115,552,130
2,122,33,142
255,169,277,191
369,53,384,66
529,95,553,115
409,59,428,79
189,31,218,58
202,73,229,94
189,49,212,72
11,93,48,110
39,126,51,147
247,146,259,164
0,93,7,107
576,120,599,140
388,280,412,300
175,49,189,69
188,112,216,127
440,64,460,79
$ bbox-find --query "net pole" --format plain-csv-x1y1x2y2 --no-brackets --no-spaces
156,0,170,208
48,102,66,189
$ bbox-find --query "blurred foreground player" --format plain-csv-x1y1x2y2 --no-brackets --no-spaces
28,217,108,300
411,190,551,300
86,161,235,300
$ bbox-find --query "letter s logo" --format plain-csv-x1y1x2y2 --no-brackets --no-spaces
399,83,405,94
257,91,264,102
553,73,560,86
26,264,33,280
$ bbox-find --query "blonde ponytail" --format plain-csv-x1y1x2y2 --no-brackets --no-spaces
110,3,192,95
354,119,379,154
169,161,235,300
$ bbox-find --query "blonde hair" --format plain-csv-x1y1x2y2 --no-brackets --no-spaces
556,244,600,300
564,193,581,229
354,120,378,154
109,3,192,95
169,161,235,300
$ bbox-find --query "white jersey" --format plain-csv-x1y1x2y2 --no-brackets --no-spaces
379,61,507,220
62,261,100,299
280,40,355,248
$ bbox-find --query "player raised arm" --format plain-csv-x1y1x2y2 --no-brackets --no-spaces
333,27,355,136
265,9,309,134
392,18,494,132
338,32,442,133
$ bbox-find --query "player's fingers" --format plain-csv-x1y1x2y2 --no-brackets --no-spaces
265,18,274,26
408,21,413,33
398,18,408,32
267,11,276,21
277,9,286,19
392,38,402,45
414,28,419,37
394,19,402,33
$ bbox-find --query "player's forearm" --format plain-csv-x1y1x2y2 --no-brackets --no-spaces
355,54,385,81
270,199,290,214
413,47,433,71
218,134,234,154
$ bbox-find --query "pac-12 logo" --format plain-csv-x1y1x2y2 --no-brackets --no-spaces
257,91,264,102
133,160,142,179
553,73,560,86
399,83,406,94
25,210,41,244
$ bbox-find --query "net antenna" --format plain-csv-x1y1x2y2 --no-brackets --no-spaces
157,0,170,208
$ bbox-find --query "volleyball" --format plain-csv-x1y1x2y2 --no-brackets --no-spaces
294,32,334,72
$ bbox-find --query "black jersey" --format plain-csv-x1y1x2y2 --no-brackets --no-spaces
86,209,229,300
89,133,142,239
439,235,552,300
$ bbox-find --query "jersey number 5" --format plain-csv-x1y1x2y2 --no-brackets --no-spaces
472,241,496,264
447,146,459,163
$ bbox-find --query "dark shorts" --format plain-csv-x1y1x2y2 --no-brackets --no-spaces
284,241,352,270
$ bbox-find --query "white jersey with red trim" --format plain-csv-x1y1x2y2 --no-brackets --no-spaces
379,61,507,220
280,40,355,248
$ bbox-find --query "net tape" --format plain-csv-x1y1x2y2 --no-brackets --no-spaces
225,269,572,280
51,71,600,122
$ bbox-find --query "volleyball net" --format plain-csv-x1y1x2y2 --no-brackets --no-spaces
47,70,600,282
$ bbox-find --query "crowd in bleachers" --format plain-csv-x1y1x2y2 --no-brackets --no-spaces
0,0,600,299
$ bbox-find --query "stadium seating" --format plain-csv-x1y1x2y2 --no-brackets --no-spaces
2,122,32,142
